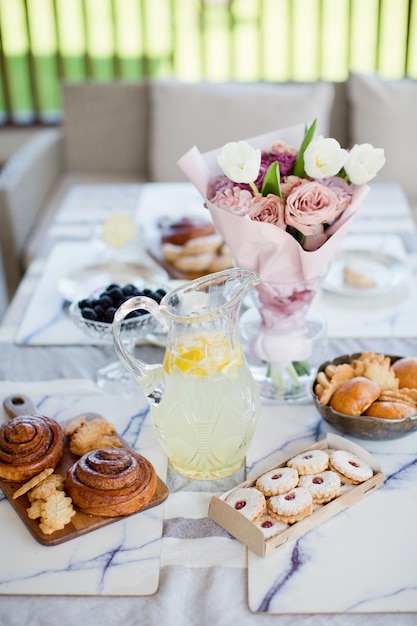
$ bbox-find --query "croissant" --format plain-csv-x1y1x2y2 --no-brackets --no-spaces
66,447,157,517
0,414,64,482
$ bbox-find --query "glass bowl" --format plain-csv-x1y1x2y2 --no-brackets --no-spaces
68,284,166,393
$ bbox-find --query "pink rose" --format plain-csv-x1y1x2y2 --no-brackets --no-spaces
212,185,252,215
270,140,297,156
285,181,343,236
246,194,286,229
280,175,304,199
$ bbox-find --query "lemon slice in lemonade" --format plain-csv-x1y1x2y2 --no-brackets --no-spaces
102,213,136,248
164,335,242,378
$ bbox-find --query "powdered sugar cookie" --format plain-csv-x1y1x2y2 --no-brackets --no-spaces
287,449,329,475
298,470,341,504
254,514,288,539
329,450,373,484
267,487,313,524
224,487,266,521
255,467,299,496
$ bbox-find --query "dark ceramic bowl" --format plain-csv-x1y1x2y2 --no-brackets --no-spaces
312,353,417,440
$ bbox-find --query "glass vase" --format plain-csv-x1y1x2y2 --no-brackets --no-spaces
240,276,327,403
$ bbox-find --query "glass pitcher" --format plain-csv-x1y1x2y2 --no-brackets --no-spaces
112,268,261,480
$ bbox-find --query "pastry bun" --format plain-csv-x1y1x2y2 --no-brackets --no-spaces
364,401,417,420
66,447,157,517
161,217,215,246
329,376,380,416
0,414,64,482
391,357,417,389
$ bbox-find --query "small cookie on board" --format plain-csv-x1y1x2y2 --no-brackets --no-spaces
224,487,266,521
298,470,341,504
254,515,288,539
287,449,329,475
267,487,313,524
255,467,299,496
329,450,373,484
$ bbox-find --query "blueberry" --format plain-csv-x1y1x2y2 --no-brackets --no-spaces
94,304,105,319
103,307,117,322
107,287,124,303
78,298,91,309
81,307,98,321
98,294,113,310
122,284,138,296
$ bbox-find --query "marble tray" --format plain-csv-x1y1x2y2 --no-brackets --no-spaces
0,384,168,596
246,403,417,613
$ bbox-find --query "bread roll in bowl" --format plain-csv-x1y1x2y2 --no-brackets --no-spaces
329,377,380,416
0,414,64,482
364,401,417,420
392,357,417,389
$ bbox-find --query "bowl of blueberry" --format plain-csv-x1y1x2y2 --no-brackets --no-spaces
69,282,168,342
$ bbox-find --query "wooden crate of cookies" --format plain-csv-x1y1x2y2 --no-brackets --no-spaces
208,433,383,557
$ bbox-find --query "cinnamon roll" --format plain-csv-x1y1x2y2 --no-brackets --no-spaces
66,447,157,517
0,414,64,482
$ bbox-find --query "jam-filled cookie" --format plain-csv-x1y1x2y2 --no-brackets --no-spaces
287,449,329,475
298,470,341,504
254,514,288,539
224,487,266,521
255,467,299,496
267,487,313,524
328,450,373,484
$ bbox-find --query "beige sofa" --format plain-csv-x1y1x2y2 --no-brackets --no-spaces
0,73,416,319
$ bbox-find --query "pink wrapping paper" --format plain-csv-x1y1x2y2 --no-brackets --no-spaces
177,124,370,283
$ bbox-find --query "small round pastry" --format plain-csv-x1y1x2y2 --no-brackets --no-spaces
161,217,215,246
255,467,299,496
0,414,64,482
298,470,341,504
329,376,380,416
254,514,288,539
363,401,417,420
392,357,417,389
328,450,373,484
66,447,157,517
224,487,266,521
287,449,329,475
267,487,313,524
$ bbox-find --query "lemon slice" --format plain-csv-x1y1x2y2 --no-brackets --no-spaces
102,213,136,248
163,335,241,378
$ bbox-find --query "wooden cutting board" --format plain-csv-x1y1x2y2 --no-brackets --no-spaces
0,394,169,546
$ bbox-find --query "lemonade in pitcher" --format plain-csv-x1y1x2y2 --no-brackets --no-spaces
153,332,259,479
112,268,261,480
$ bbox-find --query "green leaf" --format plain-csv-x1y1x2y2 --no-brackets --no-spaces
261,161,282,198
293,119,317,178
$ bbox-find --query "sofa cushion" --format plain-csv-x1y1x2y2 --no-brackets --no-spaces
149,80,335,182
62,82,149,178
348,73,417,204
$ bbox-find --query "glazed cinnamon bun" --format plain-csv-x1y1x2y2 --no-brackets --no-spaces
66,447,157,517
0,414,64,482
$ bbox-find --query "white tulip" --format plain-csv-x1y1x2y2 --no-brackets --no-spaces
304,136,347,180
217,141,261,184
344,143,386,185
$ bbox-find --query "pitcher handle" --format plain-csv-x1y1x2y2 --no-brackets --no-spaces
112,296,169,400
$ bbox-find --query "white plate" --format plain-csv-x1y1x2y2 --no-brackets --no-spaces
323,250,409,297
58,261,168,302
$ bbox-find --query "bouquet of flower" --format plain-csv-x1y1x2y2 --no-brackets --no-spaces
178,120,385,283
178,121,385,400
